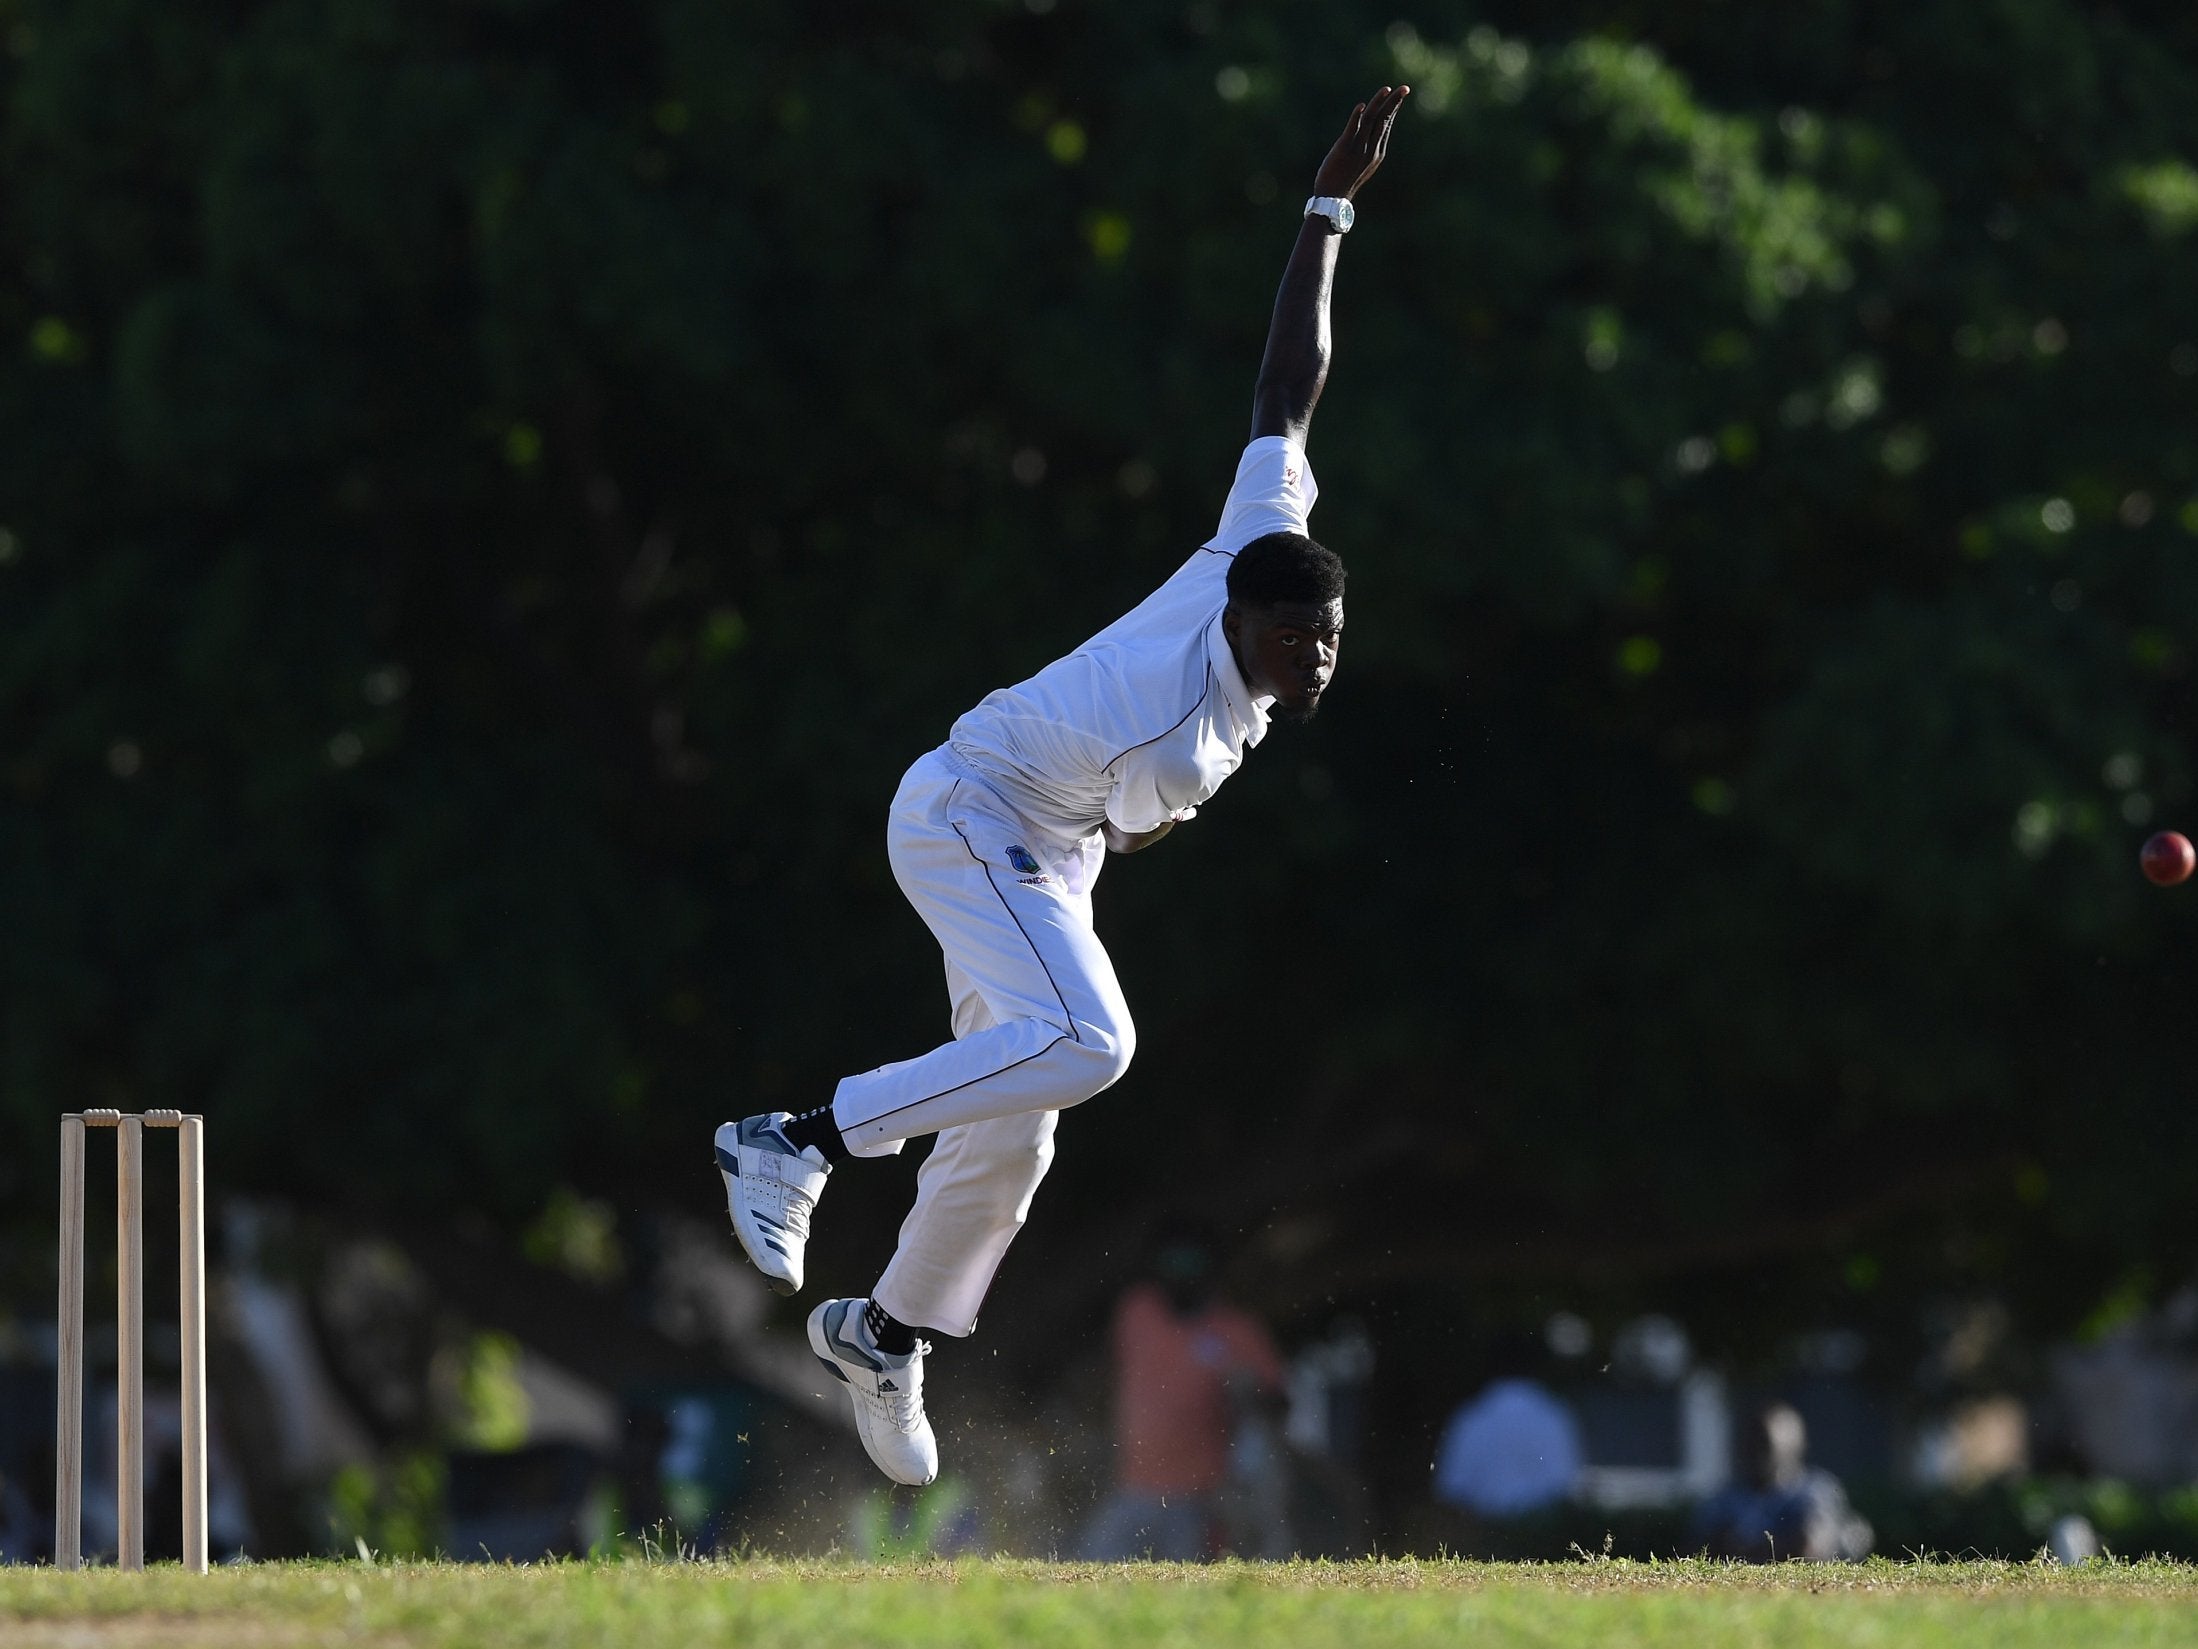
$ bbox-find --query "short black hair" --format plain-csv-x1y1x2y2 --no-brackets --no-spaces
1226,530,1346,610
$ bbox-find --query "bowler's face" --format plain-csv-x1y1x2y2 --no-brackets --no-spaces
1227,598,1344,722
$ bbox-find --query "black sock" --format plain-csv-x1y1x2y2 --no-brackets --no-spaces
780,1105,848,1165
865,1298,918,1356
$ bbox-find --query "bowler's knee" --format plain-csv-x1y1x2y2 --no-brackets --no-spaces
1059,1009,1135,1101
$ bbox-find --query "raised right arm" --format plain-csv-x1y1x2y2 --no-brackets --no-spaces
1250,85,1409,446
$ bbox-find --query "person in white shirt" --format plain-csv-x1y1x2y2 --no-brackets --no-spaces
716,84,1410,1486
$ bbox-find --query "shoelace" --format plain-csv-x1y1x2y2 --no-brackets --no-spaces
865,1344,931,1434
777,1185,813,1239
747,1153,819,1237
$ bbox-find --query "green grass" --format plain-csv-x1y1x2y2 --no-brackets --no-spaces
6,1556,2198,1647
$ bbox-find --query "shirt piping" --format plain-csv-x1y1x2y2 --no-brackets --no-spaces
1100,654,1219,772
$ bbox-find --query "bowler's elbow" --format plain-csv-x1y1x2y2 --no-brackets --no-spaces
1251,368,1326,443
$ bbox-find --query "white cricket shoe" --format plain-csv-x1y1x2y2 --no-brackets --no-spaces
715,1114,830,1296
807,1297,939,1486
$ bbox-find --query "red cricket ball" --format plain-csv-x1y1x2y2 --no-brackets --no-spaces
2141,830,2195,887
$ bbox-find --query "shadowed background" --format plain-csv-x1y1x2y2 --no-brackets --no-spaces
4,0,2198,1556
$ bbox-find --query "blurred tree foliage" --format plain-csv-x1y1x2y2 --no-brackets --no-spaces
3,0,2197,1353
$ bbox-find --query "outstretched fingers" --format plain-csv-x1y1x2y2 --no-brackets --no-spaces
1359,88,1390,152
1354,86,1404,162
1315,85,1410,199
1372,84,1410,163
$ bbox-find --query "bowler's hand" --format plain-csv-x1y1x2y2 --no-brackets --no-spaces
1312,84,1410,200
1104,819,1177,855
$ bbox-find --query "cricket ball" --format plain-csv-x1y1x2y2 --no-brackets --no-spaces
2141,830,2195,887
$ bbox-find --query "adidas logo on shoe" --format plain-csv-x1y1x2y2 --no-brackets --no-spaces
806,1298,938,1485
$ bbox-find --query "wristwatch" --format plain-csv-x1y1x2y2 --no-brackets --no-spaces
1304,195,1355,233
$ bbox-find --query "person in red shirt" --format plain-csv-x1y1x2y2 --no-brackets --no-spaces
1078,1221,1287,1560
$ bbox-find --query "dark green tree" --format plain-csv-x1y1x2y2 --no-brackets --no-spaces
1,0,2195,1418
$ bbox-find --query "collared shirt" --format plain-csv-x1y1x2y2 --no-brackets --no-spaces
949,437,1318,846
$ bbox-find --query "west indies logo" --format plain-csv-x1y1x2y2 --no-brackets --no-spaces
1006,845,1042,876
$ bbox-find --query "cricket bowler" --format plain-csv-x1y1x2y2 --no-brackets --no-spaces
717,85,1410,1484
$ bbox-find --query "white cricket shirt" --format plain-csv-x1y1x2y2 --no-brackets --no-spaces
948,436,1318,846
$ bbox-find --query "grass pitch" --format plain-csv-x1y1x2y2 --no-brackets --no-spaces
6,1556,2198,1647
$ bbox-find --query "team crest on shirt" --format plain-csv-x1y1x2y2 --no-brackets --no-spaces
1006,845,1042,876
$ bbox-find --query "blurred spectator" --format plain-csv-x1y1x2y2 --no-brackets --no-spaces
1432,1336,1584,1518
2050,1284,2198,1484
1689,1401,1872,1561
1077,1220,1287,1560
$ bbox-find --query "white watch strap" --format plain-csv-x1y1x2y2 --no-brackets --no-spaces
1304,195,1353,231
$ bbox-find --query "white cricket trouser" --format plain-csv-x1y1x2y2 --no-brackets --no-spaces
836,748,1135,1337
